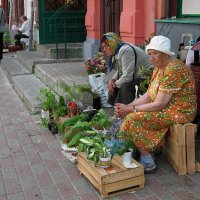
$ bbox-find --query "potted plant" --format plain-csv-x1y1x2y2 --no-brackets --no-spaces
78,132,112,168
138,65,154,95
115,131,139,166
59,81,100,110
91,109,112,130
37,88,67,134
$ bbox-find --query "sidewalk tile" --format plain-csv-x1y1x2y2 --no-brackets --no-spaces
31,163,47,175
173,190,199,200
5,179,23,194
19,136,32,145
39,151,55,161
13,155,29,166
7,192,25,200
17,165,33,177
22,144,37,154
49,170,69,185
0,182,6,196
145,179,168,196
118,193,139,200
20,176,38,191
2,168,18,181
0,139,8,149
26,152,42,164
81,192,102,200
40,186,61,200
0,148,11,159
35,172,54,188
57,182,77,198
66,167,83,181
0,196,7,200
24,187,43,200
43,160,62,172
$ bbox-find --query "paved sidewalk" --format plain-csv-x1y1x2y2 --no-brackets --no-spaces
0,66,200,200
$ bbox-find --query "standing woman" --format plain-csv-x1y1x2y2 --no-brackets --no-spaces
115,36,197,173
0,6,5,63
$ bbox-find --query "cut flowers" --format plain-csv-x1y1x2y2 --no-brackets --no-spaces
84,52,108,75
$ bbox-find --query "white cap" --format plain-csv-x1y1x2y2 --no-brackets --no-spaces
146,35,175,56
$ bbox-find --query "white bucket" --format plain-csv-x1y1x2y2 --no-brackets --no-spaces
99,154,111,168
122,150,133,166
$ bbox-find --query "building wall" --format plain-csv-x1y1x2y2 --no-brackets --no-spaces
84,0,168,59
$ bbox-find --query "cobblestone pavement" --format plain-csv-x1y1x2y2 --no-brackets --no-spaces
0,66,200,200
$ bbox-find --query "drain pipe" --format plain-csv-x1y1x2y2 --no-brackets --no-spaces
28,0,34,51
165,0,170,18
8,0,12,33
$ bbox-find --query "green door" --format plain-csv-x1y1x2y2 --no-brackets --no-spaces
38,0,86,44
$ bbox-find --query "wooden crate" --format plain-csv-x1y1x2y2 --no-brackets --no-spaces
163,123,197,175
77,152,145,198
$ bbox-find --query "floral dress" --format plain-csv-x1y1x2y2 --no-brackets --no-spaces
120,59,197,152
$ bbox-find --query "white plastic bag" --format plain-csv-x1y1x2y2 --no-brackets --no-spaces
89,73,111,107
185,47,194,66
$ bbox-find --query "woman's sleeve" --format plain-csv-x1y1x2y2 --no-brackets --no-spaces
159,62,186,94
115,46,135,87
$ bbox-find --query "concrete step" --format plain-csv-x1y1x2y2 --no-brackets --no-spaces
17,51,84,73
12,74,47,113
37,43,84,59
17,51,55,73
34,62,93,106
1,57,31,83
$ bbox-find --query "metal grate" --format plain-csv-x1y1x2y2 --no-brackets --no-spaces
45,0,86,11
45,0,64,11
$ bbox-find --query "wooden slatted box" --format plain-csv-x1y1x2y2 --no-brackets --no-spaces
77,152,145,198
163,123,197,175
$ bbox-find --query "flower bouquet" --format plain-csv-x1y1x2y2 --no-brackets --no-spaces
67,101,78,118
84,52,111,108
84,52,108,75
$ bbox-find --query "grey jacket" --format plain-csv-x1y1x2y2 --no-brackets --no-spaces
112,44,151,88
0,8,5,33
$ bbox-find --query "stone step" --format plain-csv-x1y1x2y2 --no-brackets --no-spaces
1,57,32,83
12,74,47,113
17,51,84,73
34,62,93,105
37,43,83,59
17,51,55,73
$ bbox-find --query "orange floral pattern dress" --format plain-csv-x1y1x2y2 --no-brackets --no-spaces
120,59,197,151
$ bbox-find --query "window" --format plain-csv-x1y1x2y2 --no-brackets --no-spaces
178,0,200,17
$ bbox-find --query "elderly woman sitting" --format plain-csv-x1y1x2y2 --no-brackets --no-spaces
114,36,197,173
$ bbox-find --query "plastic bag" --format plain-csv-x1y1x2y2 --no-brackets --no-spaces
89,73,111,107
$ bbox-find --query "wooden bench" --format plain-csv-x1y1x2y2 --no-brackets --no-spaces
163,123,200,175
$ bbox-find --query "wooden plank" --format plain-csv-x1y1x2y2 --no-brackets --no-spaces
176,125,186,147
196,162,200,172
101,156,144,185
101,183,144,198
163,132,187,175
78,163,102,191
114,155,143,168
78,153,108,176
185,124,196,174
102,176,145,196
168,124,184,144
77,154,107,185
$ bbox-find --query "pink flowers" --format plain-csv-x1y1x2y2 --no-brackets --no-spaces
84,52,108,75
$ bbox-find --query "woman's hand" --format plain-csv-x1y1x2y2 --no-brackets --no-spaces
108,79,116,95
114,103,133,118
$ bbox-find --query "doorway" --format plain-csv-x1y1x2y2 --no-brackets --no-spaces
100,0,123,36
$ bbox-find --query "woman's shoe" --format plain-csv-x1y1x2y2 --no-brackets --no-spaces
143,163,157,174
